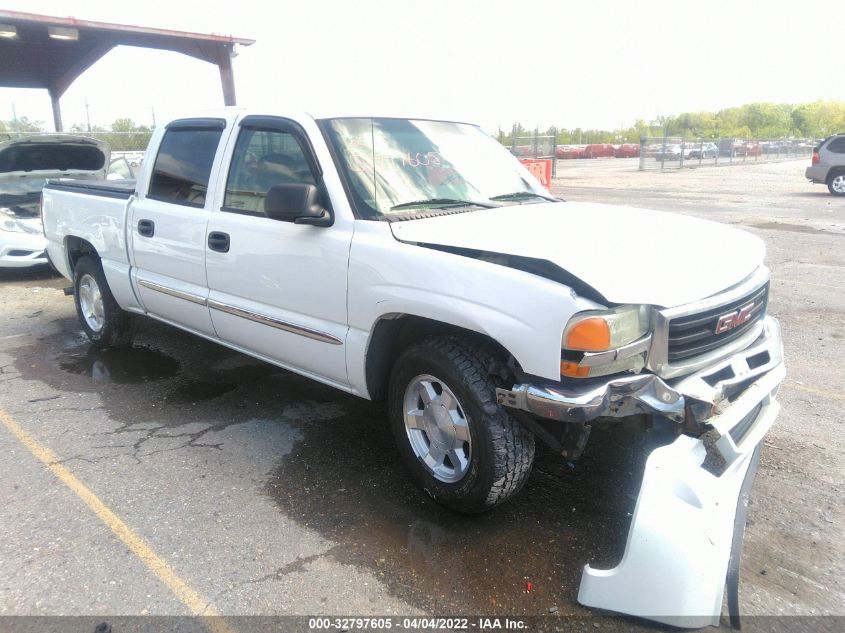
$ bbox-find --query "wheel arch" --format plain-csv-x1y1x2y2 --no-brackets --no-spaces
64,236,100,274
364,313,520,402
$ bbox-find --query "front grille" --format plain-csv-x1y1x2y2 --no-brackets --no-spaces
667,282,769,362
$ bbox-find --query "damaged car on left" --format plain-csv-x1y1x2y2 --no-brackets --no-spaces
0,134,111,268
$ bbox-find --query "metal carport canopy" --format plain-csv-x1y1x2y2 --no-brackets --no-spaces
0,10,254,131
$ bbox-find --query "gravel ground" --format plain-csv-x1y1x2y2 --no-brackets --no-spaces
0,157,842,632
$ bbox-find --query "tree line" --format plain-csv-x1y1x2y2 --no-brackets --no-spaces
0,117,152,151
4,100,845,148
500,100,845,145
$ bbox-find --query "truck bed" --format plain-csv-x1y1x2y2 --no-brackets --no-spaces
41,178,135,287
45,179,135,199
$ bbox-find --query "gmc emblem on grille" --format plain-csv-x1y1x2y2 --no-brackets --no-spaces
715,303,755,334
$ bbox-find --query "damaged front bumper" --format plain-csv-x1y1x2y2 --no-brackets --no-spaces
496,316,785,627
496,316,783,427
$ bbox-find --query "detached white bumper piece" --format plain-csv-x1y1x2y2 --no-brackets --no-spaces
578,362,785,627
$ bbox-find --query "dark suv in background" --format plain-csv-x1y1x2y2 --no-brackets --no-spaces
806,134,845,196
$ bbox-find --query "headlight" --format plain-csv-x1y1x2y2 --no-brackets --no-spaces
560,305,651,378
562,305,650,352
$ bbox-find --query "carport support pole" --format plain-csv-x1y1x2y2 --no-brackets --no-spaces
49,90,63,132
639,135,646,171
217,45,237,106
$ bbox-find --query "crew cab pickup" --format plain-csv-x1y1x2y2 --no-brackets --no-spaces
42,108,785,627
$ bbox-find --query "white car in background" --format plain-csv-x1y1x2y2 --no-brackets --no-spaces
686,142,720,160
0,134,111,268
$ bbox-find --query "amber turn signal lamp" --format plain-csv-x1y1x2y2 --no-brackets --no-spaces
560,361,590,378
564,317,611,351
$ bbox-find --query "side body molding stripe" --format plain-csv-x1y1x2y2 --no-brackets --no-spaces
138,279,206,305
137,280,342,346
207,300,343,345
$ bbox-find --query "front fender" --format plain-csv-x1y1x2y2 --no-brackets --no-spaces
345,222,602,394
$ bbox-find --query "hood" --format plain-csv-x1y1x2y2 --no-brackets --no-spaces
388,201,766,308
0,134,110,186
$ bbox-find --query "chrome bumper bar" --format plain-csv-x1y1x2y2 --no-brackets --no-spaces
496,316,784,427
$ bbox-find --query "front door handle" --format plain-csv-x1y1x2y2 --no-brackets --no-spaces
137,219,155,237
208,231,230,253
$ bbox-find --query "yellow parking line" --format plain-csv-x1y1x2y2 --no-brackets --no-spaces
0,407,237,633
783,384,845,401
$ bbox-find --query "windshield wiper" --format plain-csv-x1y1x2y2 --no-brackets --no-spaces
390,198,498,211
489,191,558,202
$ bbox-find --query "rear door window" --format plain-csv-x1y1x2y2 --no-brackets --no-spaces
826,137,845,154
148,122,224,207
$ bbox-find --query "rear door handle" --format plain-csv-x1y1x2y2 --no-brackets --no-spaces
207,231,230,253
137,219,155,237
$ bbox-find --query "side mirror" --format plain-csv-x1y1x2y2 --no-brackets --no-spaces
264,184,332,227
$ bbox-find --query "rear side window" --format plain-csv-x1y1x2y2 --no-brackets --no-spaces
148,126,223,207
826,137,845,154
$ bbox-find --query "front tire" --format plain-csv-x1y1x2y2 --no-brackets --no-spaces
73,256,134,348
388,336,535,513
827,171,845,196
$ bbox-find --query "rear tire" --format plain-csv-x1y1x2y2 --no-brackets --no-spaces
388,335,535,513
827,171,845,196
73,256,134,349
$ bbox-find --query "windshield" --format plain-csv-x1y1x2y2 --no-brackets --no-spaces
322,118,551,219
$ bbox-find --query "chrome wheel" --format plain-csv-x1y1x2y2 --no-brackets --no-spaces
832,174,845,194
403,374,472,483
78,273,105,332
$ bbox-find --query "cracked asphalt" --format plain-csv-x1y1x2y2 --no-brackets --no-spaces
0,158,842,631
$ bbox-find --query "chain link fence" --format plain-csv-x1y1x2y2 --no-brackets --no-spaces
508,134,556,160
498,128,558,179
639,136,815,170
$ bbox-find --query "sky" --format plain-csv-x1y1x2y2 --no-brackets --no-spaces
1,0,843,133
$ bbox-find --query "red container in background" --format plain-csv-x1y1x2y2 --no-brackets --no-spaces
613,143,641,158
582,143,615,158
555,145,586,159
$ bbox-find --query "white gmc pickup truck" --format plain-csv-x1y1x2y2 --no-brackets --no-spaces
42,108,785,627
